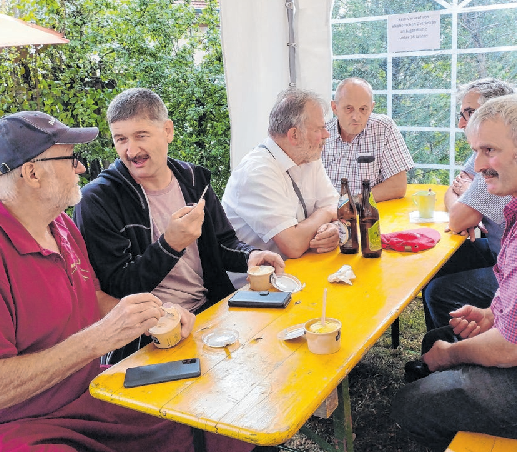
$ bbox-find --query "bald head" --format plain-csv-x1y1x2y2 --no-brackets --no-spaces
331,78,375,142
334,78,373,104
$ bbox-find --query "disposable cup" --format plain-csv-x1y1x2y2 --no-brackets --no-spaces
304,318,342,354
148,305,182,349
247,265,274,291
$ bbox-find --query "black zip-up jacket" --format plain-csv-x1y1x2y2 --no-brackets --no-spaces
74,157,255,307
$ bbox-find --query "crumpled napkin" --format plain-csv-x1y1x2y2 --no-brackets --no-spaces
328,264,356,285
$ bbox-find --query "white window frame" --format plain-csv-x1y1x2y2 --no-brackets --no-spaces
331,0,517,183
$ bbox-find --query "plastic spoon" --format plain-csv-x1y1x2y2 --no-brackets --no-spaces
321,288,327,327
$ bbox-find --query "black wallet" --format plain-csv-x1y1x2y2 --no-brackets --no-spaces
124,358,201,388
228,290,291,308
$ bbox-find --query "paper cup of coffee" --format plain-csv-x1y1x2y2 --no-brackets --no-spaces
148,305,182,349
304,318,342,354
247,265,274,291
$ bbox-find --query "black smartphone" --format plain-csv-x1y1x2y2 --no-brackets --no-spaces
228,290,291,308
357,155,375,163
124,358,201,388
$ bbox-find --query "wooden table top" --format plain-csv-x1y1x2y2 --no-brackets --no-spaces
89,184,464,446
446,431,517,451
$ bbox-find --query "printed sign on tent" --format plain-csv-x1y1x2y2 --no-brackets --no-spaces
388,11,440,53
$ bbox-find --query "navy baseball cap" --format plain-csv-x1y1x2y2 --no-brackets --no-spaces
0,111,99,174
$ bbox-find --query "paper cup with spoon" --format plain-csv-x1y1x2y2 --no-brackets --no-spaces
304,288,342,354
148,304,182,349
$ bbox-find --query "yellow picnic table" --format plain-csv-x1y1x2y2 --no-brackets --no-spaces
446,431,517,451
89,184,464,451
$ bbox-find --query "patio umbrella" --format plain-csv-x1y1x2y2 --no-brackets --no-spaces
0,13,69,48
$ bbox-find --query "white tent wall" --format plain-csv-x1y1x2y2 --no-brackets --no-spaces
219,0,333,169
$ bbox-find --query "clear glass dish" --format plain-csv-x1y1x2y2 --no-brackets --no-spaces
271,273,304,293
277,323,306,341
202,328,239,348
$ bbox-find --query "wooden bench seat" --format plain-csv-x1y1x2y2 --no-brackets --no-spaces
446,431,517,451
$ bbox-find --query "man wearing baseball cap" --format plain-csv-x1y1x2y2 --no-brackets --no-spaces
0,111,252,452
0,111,98,174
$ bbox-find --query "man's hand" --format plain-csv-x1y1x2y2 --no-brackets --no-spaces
98,293,164,353
248,250,285,276
309,223,339,253
477,221,488,236
422,340,454,372
451,171,473,196
163,303,196,339
444,225,477,242
449,305,494,339
445,220,488,242
164,199,205,252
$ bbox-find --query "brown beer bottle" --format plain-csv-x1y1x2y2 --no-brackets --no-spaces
337,178,359,254
359,180,382,258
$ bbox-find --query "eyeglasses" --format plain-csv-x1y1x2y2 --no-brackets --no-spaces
458,107,476,122
31,152,82,168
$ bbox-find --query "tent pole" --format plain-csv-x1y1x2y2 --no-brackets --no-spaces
286,1,296,87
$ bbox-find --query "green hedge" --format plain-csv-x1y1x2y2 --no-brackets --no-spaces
0,0,230,196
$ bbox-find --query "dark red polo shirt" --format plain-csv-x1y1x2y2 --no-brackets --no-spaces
0,203,101,423
0,204,255,452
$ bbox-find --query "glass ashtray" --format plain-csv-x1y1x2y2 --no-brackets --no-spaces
202,328,239,348
271,273,304,293
277,323,306,341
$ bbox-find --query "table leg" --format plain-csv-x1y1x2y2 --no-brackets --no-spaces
391,318,400,349
298,379,354,452
193,427,206,452
333,379,354,452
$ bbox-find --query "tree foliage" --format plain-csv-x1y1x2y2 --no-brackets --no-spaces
0,0,230,196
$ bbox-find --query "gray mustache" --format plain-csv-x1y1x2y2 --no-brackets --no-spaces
481,169,498,178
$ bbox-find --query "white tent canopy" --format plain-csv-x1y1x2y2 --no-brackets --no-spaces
219,0,333,169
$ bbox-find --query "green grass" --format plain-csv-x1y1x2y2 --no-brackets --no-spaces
283,295,435,452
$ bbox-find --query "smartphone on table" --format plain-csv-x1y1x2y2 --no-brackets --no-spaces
227,290,292,308
124,358,201,388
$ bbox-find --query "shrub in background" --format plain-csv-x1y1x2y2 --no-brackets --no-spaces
0,0,230,196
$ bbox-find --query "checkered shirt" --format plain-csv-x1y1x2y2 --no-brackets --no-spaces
322,114,414,196
459,172,511,225
491,197,517,344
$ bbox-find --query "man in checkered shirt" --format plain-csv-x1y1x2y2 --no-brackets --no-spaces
424,79,514,331
392,93,517,451
322,77,414,202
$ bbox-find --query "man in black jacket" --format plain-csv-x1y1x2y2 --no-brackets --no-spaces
74,88,284,362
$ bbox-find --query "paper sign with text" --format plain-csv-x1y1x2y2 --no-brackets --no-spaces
388,11,440,53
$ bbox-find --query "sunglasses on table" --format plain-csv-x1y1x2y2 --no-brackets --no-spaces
31,152,82,168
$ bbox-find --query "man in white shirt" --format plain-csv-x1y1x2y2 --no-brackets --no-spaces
222,89,339,286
